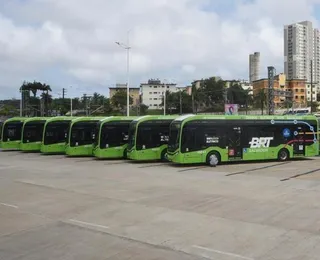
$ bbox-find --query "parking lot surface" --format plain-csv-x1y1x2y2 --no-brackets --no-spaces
1,151,320,260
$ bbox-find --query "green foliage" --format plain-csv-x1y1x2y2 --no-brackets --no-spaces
160,90,192,114
110,90,133,114
227,84,249,105
0,105,19,116
254,89,267,115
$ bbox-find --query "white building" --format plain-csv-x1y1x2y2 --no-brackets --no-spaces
140,79,178,109
249,52,260,83
284,21,320,83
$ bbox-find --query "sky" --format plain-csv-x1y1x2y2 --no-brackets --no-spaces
1,0,320,99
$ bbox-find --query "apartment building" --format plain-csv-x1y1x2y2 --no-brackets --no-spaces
140,79,178,109
284,21,320,83
252,74,306,107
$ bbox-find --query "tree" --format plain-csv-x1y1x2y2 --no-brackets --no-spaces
110,90,133,114
0,104,19,116
254,89,267,115
20,81,52,116
227,84,248,105
160,90,192,114
200,77,225,110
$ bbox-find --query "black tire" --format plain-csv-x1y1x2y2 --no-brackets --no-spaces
278,148,289,161
123,148,127,159
206,151,221,167
161,149,168,162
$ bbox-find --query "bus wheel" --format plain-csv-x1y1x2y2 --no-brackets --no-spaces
206,151,220,167
123,149,127,159
278,148,289,161
161,149,168,162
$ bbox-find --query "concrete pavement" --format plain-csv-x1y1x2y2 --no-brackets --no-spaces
1,151,320,259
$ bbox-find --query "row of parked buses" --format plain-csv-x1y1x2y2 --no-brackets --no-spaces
0,114,319,166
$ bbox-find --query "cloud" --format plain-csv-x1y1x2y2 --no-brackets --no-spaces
0,0,320,99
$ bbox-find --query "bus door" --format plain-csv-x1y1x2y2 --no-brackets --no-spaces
227,126,242,160
180,125,203,162
292,125,306,156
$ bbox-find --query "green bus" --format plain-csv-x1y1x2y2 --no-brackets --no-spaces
93,116,137,159
65,117,105,156
21,117,49,152
167,114,319,166
127,115,177,161
41,117,74,154
1,117,27,150
0,120,3,148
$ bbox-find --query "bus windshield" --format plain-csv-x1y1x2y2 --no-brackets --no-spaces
136,120,171,150
23,121,46,143
168,122,181,152
2,121,23,142
70,121,98,147
44,121,71,145
127,121,138,150
100,121,130,149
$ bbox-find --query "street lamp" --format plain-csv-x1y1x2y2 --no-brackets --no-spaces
116,30,131,117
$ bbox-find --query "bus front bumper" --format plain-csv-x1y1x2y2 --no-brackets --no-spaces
93,147,126,159
127,149,161,161
65,145,94,156
167,151,182,163
20,142,42,152
40,143,66,154
1,141,21,150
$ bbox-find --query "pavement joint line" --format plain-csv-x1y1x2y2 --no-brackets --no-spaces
138,163,169,168
280,168,320,181
178,166,207,172
0,202,18,209
68,219,110,230
192,245,255,260
226,162,290,176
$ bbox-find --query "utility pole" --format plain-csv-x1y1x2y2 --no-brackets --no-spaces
311,60,314,113
62,88,66,100
83,94,88,116
179,90,182,115
191,90,195,114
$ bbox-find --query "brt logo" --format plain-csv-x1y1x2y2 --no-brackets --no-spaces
249,137,273,148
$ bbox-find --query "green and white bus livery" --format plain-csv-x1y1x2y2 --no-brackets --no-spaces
21,117,48,152
1,117,27,150
93,116,137,159
65,117,105,156
41,117,73,154
167,115,319,166
127,115,177,161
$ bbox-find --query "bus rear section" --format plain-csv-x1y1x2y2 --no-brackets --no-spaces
93,118,133,159
168,115,319,165
127,118,174,161
1,118,26,150
21,119,47,152
41,119,71,154
65,119,101,156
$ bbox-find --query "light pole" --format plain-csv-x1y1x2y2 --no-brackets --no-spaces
69,86,73,117
162,80,167,115
116,30,131,116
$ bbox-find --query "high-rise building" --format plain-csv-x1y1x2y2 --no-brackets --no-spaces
249,52,260,83
284,21,320,83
